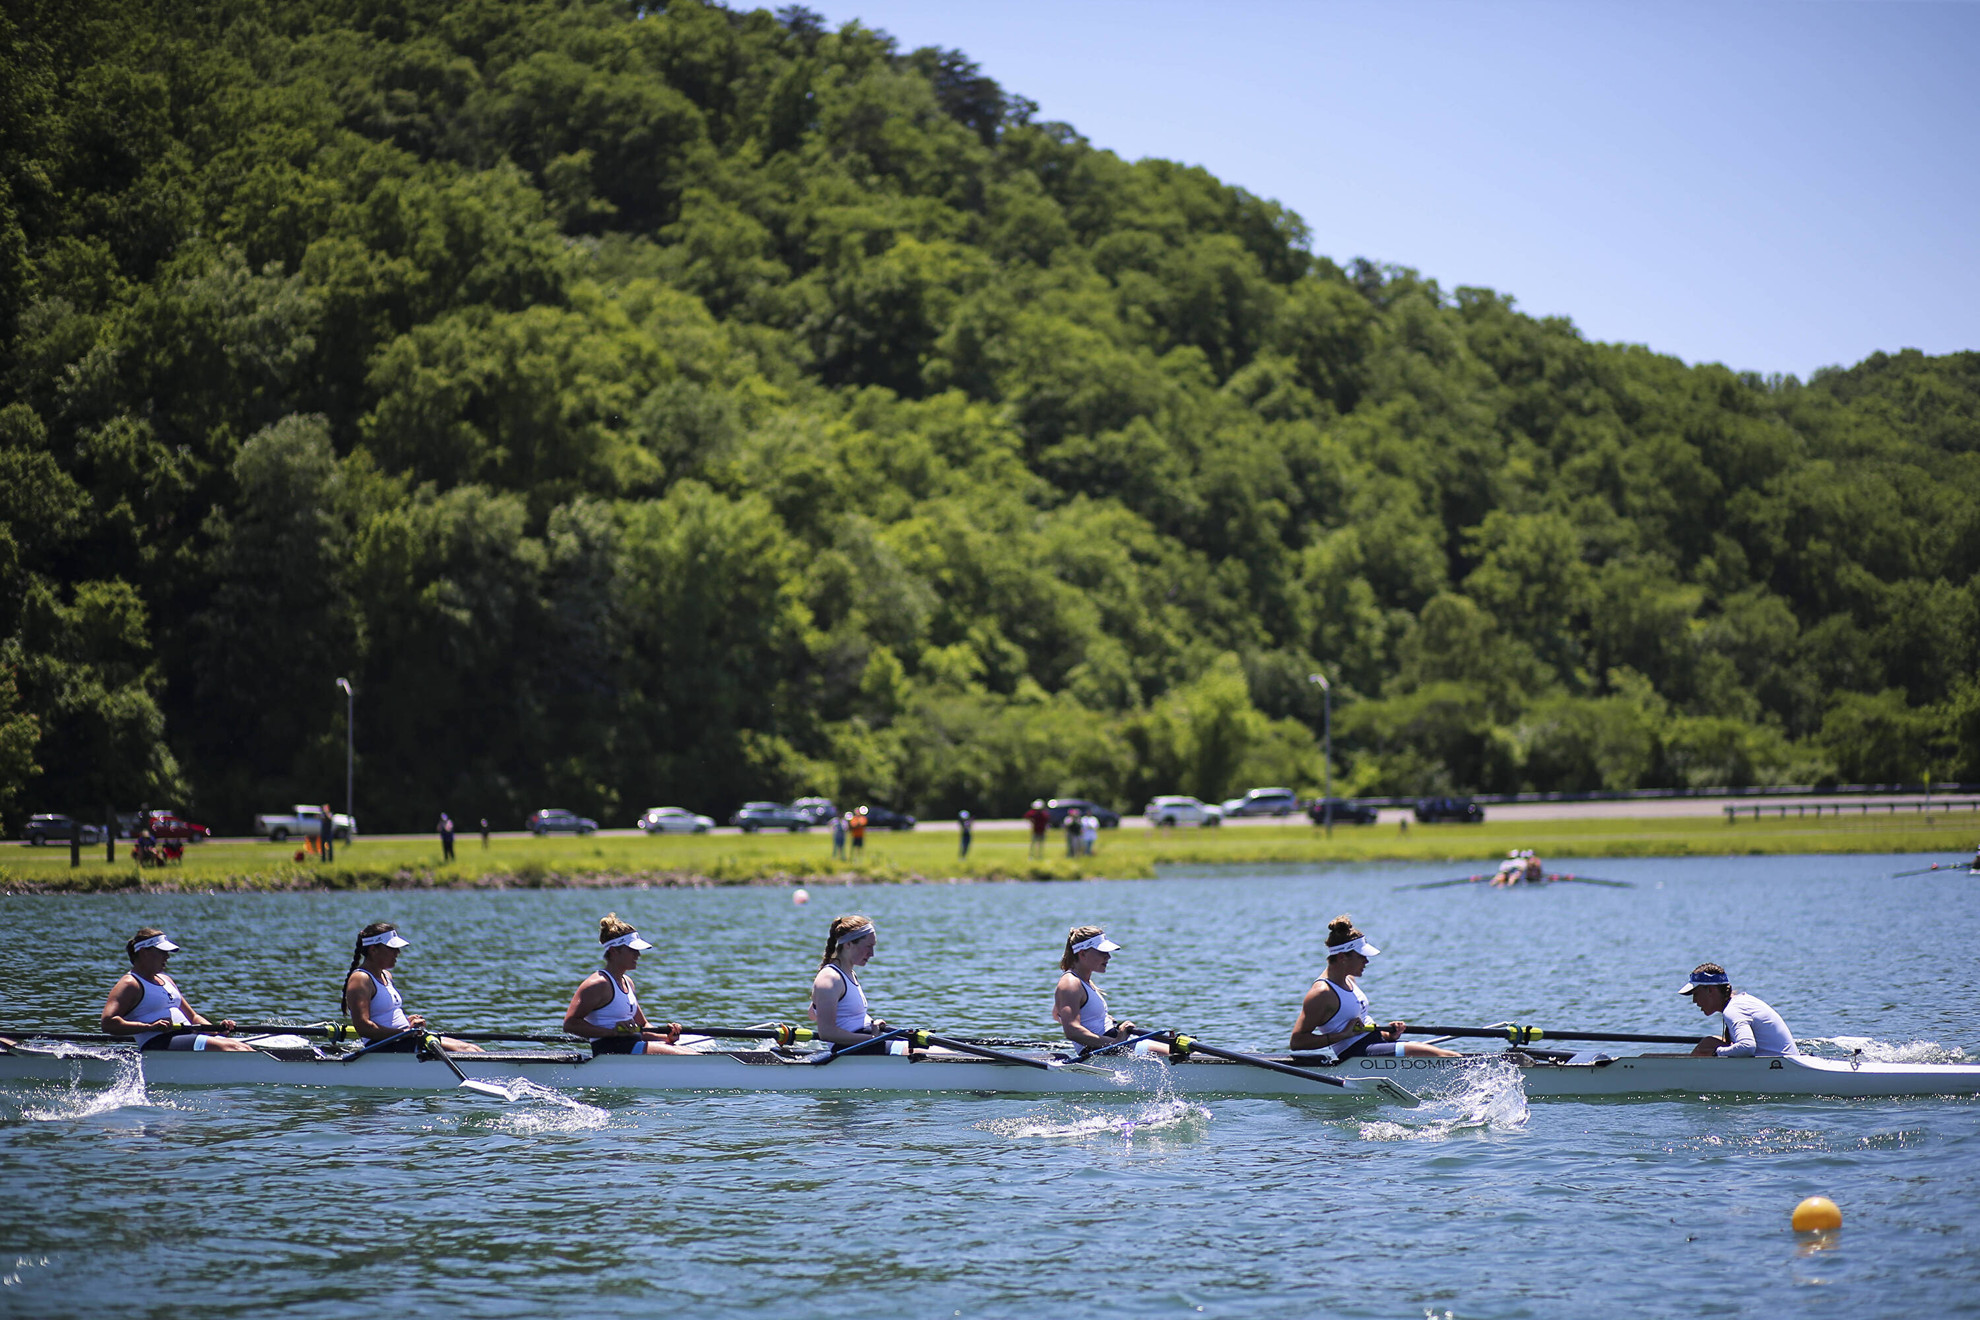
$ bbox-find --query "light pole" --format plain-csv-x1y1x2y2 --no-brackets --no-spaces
336,677,354,837
1308,672,1332,837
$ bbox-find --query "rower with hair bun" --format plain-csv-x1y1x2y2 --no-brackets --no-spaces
809,914,891,1046
341,922,482,1053
563,914,695,1055
1052,925,1167,1056
1289,915,1459,1058
101,928,254,1052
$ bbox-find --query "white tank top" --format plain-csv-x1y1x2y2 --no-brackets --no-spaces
583,971,639,1030
826,963,870,1033
1075,976,1114,1036
1312,976,1372,1039
356,968,411,1031
125,971,191,1046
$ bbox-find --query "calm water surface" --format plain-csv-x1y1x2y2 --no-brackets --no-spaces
3,855,1976,1318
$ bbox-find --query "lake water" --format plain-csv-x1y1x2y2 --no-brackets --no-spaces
2,855,1977,1318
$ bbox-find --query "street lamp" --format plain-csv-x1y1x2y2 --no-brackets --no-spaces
1308,672,1332,837
335,678,354,835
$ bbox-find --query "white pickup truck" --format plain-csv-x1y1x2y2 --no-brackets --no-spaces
254,805,358,843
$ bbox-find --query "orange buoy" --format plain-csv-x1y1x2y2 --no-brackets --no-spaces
1792,1196,1842,1231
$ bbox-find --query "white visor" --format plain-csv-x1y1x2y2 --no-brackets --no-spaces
602,931,653,951
1327,936,1380,959
131,934,180,954
1070,932,1121,955
360,930,411,949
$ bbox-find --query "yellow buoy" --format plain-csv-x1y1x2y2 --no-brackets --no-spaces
792,887,810,905
1792,1196,1842,1231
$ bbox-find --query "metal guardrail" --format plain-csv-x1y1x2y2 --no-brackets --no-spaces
1342,783,1980,809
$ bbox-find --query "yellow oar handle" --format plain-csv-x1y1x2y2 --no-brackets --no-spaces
773,1024,818,1046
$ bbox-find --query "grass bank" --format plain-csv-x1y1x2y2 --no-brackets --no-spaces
3,813,1972,894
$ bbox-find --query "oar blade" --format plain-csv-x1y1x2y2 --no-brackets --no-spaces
457,1077,518,1100
1371,1078,1422,1106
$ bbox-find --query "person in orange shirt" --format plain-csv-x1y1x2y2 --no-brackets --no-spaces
848,807,868,854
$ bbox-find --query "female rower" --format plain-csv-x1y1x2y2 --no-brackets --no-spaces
1289,915,1459,1058
1052,925,1167,1056
809,914,892,1047
101,929,254,1051
340,922,482,1053
563,914,695,1055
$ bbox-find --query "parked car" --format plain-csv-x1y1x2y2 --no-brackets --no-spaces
253,805,358,843
638,806,714,834
141,811,211,842
1306,798,1379,826
23,814,106,845
1222,787,1301,818
791,797,839,826
851,804,916,831
527,808,597,835
1144,796,1223,827
731,802,809,832
1414,796,1485,823
1045,798,1121,828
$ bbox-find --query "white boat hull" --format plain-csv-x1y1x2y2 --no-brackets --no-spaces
2,1043,1976,1100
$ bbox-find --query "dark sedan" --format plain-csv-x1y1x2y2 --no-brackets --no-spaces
1307,798,1379,826
1414,796,1485,823
24,814,106,845
527,808,597,835
851,805,916,831
1045,798,1121,828
732,802,809,832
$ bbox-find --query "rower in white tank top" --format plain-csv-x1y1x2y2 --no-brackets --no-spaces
809,917,892,1047
564,919,693,1056
100,930,252,1052
1053,927,1168,1056
1289,920,1460,1059
342,923,482,1055
354,967,411,1032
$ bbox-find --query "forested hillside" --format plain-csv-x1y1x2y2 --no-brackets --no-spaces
2,0,1976,833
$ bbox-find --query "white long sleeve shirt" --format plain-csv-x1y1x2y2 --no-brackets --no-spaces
1716,992,1799,1057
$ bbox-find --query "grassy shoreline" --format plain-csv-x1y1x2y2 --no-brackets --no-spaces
3,814,1972,894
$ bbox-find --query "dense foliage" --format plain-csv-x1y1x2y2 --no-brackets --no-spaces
2,0,1976,833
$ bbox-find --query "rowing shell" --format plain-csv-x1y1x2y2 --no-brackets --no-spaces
3,1042,1976,1099
1328,1051,1980,1098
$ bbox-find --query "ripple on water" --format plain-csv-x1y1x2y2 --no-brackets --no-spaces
1808,1035,1973,1064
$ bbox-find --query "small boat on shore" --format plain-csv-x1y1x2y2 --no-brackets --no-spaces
4,1038,1974,1100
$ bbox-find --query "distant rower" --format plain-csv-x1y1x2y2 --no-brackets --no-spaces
101,929,254,1052
810,915,892,1046
564,913,695,1055
1679,962,1800,1058
1290,915,1459,1058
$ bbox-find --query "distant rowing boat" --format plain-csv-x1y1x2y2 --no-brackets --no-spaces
1395,872,1633,891
3,1039,1974,1100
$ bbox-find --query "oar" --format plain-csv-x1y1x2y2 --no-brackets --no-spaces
1070,1029,1170,1063
1542,874,1633,888
1165,1033,1420,1104
908,1031,1056,1071
1399,1024,1701,1046
416,1032,517,1100
1891,861,1975,877
1392,875,1490,891
803,1027,913,1065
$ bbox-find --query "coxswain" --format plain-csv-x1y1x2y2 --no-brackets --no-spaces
563,914,695,1055
1289,915,1460,1057
101,929,254,1051
1052,926,1167,1056
340,922,481,1053
809,915,891,1046
1679,963,1800,1058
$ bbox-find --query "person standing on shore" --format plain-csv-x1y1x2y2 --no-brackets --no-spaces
1025,800,1049,859
832,811,848,861
1080,810,1098,857
1064,807,1082,858
439,813,455,862
849,807,867,856
480,817,490,849
958,810,972,859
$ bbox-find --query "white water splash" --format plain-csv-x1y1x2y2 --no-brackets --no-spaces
1353,1057,1528,1142
18,1048,158,1122
977,1095,1211,1142
1807,1036,1972,1065
481,1078,611,1133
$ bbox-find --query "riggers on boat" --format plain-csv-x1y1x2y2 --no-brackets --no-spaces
3,1038,1977,1100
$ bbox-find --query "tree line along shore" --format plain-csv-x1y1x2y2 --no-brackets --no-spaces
2,0,1976,844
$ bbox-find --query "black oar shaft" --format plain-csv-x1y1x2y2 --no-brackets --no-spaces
1168,1035,1350,1089
1404,1025,1701,1045
913,1033,1053,1071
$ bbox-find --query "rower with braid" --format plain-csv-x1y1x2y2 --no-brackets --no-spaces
1289,915,1460,1058
101,929,254,1052
809,914,892,1047
341,922,481,1053
563,914,695,1055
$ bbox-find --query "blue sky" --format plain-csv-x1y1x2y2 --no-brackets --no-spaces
803,1,1978,378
